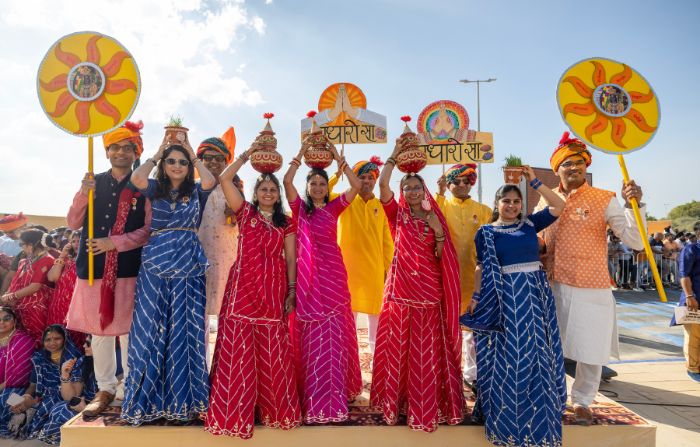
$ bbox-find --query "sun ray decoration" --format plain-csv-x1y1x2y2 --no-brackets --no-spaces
37,31,140,137
557,58,659,154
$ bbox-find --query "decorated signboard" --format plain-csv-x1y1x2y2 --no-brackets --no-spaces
415,100,494,165
301,82,386,144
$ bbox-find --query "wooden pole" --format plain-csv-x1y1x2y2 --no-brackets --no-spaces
617,154,666,302
88,137,94,286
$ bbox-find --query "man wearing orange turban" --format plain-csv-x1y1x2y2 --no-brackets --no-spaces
535,131,646,425
65,120,151,417
328,156,394,355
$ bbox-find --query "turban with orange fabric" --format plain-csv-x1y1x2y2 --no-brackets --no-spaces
102,120,144,158
550,131,592,171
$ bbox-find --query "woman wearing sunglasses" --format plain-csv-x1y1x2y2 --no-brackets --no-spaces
122,135,215,425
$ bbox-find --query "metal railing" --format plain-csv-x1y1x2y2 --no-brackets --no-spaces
607,251,680,290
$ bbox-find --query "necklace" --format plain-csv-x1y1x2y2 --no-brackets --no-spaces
50,351,62,363
494,218,517,226
0,329,15,347
169,190,179,211
260,209,273,220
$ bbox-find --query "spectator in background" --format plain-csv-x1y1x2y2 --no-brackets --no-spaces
671,221,700,383
0,213,28,296
608,235,622,289
663,233,680,286
1,229,56,345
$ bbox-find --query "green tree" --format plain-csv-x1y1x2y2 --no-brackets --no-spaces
667,200,700,220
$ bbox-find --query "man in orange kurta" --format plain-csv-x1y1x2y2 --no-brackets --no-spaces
536,132,646,425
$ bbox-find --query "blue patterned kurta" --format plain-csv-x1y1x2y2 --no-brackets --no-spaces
26,329,83,441
34,358,97,445
121,180,210,425
462,210,566,447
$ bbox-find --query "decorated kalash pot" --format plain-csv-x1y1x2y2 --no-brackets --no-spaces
302,111,334,169
395,116,427,174
250,113,283,174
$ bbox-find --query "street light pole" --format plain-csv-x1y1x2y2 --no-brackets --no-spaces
459,77,496,203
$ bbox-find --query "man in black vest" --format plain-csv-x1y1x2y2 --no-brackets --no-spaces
66,121,151,417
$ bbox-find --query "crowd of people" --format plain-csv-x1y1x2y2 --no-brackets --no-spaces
0,117,696,447
607,228,696,291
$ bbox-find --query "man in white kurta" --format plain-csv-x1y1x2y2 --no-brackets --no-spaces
195,131,239,367
536,132,646,425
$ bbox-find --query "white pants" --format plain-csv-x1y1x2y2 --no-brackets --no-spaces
462,330,477,383
355,312,379,354
205,315,217,371
92,334,129,395
571,362,602,407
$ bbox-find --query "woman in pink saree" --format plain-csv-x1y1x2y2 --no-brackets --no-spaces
283,140,362,423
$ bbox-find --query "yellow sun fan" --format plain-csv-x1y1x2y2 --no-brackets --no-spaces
557,57,659,154
37,31,140,137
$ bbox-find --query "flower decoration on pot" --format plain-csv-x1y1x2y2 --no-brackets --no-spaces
250,113,283,174
302,110,334,169
395,116,427,174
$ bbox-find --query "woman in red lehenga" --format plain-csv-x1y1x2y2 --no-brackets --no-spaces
46,230,86,348
0,229,55,346
370,129,464,432
205,120,301,439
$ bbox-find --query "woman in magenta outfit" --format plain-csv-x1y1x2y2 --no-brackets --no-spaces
283,140,362,423
0,307,34,438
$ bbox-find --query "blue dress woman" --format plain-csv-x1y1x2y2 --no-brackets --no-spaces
122,140,216,424
21,325,84,440
35,335,97,445
462,172,567,447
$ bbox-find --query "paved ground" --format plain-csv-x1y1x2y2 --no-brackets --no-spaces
606,287,700,446
615,287,685,361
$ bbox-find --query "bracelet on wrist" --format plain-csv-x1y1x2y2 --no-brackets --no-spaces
60,376,71,383
529,178,543,190
386,157,396,165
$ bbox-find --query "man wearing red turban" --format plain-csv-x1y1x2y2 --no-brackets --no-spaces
536,132,646,425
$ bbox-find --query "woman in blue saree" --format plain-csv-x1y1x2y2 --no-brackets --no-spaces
122,137,215,424
10,325,84,441
462,167,567,447
35,335,96,445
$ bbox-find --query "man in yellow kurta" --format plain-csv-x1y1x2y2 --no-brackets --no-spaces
436,163,492,385
329,156,394,354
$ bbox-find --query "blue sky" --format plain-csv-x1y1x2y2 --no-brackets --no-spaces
1,0,697,218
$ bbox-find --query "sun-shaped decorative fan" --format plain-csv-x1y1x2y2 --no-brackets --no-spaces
36,31,140,285
557,57,666,302
37,31,140,137
557,57,659,154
